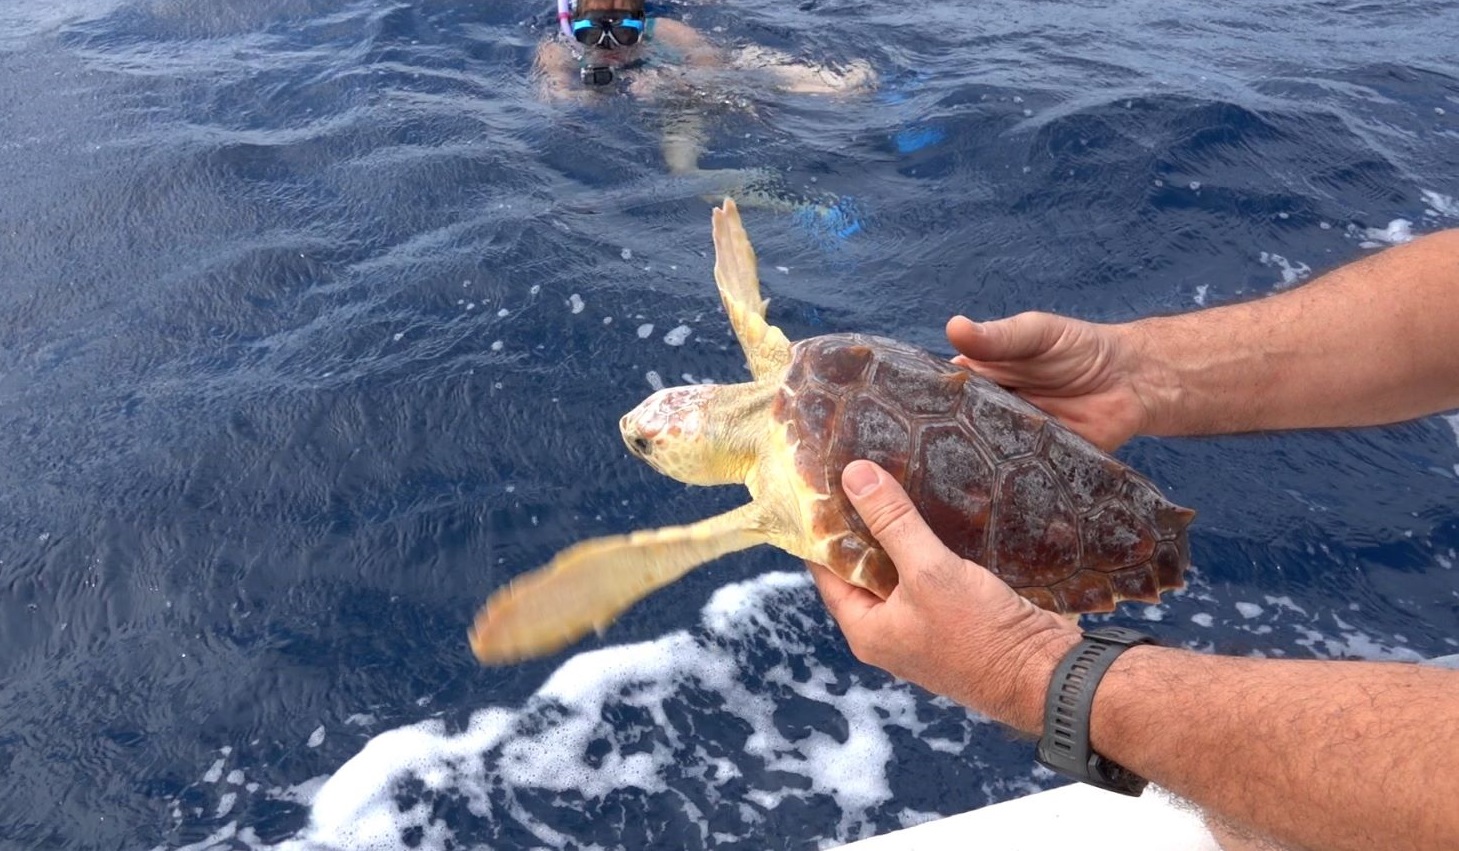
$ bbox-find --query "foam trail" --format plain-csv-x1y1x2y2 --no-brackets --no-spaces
255,572,976,851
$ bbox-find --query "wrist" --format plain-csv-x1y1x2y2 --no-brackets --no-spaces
1115,319,1181,438
993,624,1082,736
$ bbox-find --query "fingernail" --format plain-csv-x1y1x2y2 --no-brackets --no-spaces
842,461,879,497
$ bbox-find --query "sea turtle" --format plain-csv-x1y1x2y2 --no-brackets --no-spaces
469,199,1194,664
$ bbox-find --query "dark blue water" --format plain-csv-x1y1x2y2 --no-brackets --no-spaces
2,1,1457,848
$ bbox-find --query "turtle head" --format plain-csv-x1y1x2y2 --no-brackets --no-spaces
621,385,749,485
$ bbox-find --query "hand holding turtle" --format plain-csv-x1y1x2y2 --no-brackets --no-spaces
806,460,1080,735
945,313,1154,452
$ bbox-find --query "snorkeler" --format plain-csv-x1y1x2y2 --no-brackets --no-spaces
533,0,875,226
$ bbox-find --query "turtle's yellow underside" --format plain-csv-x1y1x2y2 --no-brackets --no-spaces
470,198,839,665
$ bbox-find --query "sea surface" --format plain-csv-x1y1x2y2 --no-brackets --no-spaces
2,1,1458,849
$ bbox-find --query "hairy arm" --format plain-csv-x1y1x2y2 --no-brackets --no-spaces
1083,644,1459,851
1127,228,1459,435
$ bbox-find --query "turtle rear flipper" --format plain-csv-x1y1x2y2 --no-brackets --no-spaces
470,503,770,664
712,198,792,380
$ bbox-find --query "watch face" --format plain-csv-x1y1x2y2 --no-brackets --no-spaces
1089,755,1150,796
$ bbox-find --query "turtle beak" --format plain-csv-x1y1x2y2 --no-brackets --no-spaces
624,430,652,459
620,413,653,459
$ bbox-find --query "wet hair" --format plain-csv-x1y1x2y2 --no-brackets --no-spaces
572,0,646,18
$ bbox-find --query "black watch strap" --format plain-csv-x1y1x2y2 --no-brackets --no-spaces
1035,626,1157,796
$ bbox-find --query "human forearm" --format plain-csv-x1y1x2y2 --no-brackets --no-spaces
1125,228,1459,436
1088,646,1459,851
649,19,722,68
532,40,584,102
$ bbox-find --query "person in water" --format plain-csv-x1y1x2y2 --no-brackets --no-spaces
809,226,1459,851
532,0,875,221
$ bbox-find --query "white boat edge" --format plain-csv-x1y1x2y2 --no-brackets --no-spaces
834,782,1222,851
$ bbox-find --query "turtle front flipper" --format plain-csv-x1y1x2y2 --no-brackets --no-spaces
712,198,793,380
470,503,770,665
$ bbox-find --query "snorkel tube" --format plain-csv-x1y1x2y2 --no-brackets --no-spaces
557,0,573,38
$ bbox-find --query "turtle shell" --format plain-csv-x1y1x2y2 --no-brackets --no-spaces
773,333,1193,614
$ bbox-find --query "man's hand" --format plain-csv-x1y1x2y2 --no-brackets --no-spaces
807,460,1080,735
946,313,1154,452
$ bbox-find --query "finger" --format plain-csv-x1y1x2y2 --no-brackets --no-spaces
951,354,1024,388
805,560,879,623
946,313,1061,363
840,460,961,582
950,354,988,373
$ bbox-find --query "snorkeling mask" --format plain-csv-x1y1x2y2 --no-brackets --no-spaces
571,14,645,49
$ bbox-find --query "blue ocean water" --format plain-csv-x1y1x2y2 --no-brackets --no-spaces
1,0,1457,848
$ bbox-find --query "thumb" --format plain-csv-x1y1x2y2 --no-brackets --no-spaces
946,313,1061,363
840,460,960,582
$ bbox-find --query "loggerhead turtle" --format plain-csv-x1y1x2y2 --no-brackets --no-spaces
469,199,1193,664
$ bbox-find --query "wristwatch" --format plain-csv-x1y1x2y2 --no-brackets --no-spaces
1035,626,1157,796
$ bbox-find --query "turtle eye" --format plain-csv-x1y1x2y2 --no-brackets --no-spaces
632,436,651,454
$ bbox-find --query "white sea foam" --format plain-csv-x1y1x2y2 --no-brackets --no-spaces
1357,218,1414,247
203,756,227,784
184,572,979,851
1421,189,1458,217
1263,595,1308,616
1258,252,1311,287
1292,626,1427,663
